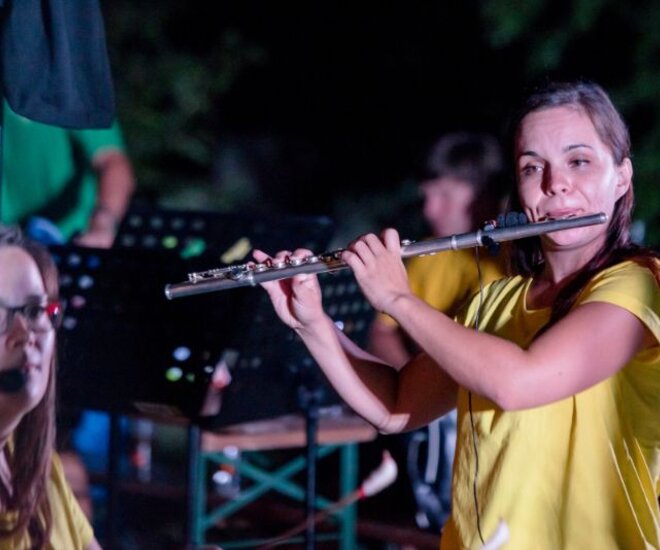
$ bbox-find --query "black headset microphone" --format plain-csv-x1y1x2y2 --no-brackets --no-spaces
0,369,27,393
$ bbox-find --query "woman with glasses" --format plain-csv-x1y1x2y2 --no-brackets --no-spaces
0,224,101,549
255,79,659,548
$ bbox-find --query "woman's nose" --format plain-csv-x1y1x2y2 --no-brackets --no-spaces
543,167,571,195
4,314,32,348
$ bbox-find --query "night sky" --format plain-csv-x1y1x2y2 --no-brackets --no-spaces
215,2,522,207
106,1,651,237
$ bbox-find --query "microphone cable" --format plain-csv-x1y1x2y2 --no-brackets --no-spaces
469,244,486,545
467,212,525,548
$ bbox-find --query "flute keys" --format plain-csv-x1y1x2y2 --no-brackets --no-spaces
227,266,250,280
319,249,344,262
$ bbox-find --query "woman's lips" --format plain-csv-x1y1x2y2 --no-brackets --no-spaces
541,209,582,221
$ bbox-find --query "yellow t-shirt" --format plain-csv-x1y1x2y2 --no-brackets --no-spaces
441,260,660,550
0,453,94,549
378,247,506,326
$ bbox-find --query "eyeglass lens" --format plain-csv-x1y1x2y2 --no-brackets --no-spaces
0,302,61,334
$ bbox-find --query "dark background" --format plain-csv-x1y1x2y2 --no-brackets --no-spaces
87,3,660,544
102,1,660,245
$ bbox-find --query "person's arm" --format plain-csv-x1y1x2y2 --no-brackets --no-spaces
254,249,457,433
75,149,135,248
343,229,656,411
86,538,103,550
393,296,651,409
367,316,411,369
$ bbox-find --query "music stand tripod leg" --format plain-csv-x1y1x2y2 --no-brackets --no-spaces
298,380,323,550
185,424,203,548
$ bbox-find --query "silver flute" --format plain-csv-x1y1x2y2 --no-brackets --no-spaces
164,212,607,300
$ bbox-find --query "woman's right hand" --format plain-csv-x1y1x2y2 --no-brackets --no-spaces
252,249,326,331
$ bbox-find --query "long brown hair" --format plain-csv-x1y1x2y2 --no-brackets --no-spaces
506,79,659,327
0,225,56,548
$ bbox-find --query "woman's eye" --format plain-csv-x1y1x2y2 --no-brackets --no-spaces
25,305,47,320
570,158,589,167
520,165,541,177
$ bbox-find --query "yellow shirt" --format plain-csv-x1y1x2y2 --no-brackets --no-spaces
0,453,94,549
441,260,660,550
378,247,506,326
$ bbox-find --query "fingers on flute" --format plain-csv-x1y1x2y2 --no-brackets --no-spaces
381,228,401,250
254,249,292,266
272,249,312,265
346,233,375,254
291,249,318,286
252,249,270,263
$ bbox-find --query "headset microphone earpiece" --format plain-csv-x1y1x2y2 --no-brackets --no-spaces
0,369,27,393
481,211,529,256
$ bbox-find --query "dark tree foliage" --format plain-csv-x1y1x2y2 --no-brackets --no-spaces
102,1,658,244
481,0,660,244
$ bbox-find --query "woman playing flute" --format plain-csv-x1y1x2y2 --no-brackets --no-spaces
255,79,660,549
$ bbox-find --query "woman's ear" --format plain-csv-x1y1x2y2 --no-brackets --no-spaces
615,158,633,200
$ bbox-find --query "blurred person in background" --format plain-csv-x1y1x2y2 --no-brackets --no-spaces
367,132,509,531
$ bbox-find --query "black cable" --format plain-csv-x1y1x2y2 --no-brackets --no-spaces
468,392,485,545
469,247,486,545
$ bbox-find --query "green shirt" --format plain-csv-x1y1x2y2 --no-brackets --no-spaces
1,103,125,240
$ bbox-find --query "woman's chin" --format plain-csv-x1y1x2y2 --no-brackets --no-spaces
10,373,48,409
542,227,604,250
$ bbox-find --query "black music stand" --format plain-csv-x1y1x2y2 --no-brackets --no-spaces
112,205,375,548
113,205,340,427
60,205,349,547
51,243,247,549
52,244,241,420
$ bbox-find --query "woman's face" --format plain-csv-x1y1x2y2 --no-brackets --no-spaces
420,176,476,236
515,105,631,253
0,246,54,415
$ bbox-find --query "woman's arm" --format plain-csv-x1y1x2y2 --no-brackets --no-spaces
390,295,651,410
255,249,457,432
343,230,654,410
319,320,457,432
367,316,412,369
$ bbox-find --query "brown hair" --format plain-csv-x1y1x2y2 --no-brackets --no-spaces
0,225,56,548
507,79,659,327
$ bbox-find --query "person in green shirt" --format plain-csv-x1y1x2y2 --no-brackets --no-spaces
1,102,135,248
